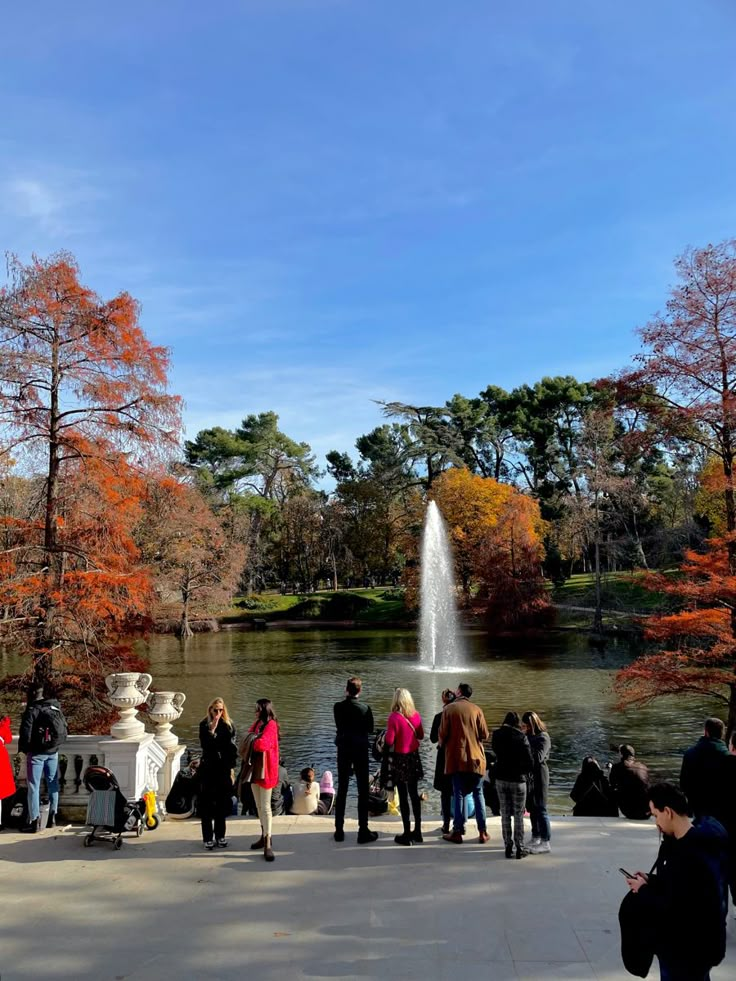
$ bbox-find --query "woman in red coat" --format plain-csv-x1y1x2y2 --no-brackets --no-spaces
0,716,17,824
248,698,280,862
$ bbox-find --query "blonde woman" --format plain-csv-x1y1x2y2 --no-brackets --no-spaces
385,687,424,846
198,697,236,850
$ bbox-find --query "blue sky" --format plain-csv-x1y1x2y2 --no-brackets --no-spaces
2,1,735,468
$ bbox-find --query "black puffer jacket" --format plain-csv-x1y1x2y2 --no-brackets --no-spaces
491,724,533,783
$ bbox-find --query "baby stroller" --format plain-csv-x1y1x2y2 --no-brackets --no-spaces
83,765,159,850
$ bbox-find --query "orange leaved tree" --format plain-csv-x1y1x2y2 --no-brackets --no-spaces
615,533,736,734
0,253,181,720
429,468,550,629
137,476,240,638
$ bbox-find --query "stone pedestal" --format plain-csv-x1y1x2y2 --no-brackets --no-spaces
97,733,167,800
158,744,186,807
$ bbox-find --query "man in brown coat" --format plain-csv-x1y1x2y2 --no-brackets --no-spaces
438,682,490,843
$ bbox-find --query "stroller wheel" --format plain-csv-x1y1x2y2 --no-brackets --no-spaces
83,834,94,847
114,837,123,850
136,822,144,837
145,815,159,831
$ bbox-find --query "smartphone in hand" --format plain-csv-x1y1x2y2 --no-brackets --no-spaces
619,867,635,878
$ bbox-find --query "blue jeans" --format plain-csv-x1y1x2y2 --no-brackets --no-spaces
26,753,59,821
529,803,551,841
452,773,486,834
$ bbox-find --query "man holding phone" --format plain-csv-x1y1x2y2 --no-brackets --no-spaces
622,783,727,981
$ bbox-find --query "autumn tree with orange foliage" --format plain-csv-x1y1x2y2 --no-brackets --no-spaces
429,468,551,630
138,476,240,638
615,534,736,734
0,253,181,722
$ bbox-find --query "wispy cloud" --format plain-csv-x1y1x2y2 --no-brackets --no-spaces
1,166,104,242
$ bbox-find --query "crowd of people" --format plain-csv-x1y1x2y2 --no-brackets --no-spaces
3,682,736,978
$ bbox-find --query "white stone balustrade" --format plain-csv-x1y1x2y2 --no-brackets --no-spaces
7,672,186,818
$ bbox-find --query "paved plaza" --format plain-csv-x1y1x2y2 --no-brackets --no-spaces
2,814,735,981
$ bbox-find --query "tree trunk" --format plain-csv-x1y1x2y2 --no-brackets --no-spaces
593,489,604,636
35,332,62,686
179,587,193,639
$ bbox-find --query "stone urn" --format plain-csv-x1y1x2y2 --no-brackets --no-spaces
146,691,186,750
106,672,153,739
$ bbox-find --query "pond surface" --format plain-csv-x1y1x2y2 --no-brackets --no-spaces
140,627,718,812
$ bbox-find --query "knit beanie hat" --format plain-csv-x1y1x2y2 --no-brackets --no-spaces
320,770,334,794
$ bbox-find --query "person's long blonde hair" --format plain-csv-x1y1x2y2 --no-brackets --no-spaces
391,687,416,719
206,697,233,728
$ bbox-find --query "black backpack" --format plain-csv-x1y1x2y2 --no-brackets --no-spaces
30,703,68,753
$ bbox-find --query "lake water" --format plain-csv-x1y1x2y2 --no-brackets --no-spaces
140,626,717,812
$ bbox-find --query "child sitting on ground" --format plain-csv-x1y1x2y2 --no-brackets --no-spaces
318,770,335,815
290,767,320,815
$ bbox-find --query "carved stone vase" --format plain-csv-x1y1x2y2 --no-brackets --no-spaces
106,672,152,739
146,691,186,750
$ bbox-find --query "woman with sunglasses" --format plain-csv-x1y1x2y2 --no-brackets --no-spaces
247,698,280,862
198,697,236,850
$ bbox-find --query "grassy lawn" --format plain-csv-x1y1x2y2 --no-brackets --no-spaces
219,587,413,624
549,571,676,614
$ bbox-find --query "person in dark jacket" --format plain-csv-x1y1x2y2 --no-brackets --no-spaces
491,711,534,859
624,782,727,981
430,688,456,834
198,696,236,850
721,731,736,909
610,744,650,820
333,676,378,844
18,685,67,833
570,756,617,817
521,710,552,853
680,718,729,823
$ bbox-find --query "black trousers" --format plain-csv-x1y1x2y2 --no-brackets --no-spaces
397,779,421,835
199,779,231,842
335,748,370,832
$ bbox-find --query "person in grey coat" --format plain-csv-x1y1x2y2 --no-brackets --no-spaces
522,711,552,853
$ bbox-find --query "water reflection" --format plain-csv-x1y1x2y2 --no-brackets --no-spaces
141,627,720,812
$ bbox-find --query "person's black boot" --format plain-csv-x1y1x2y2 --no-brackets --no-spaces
516,845,526,859
47,812,57,829
394,832,413,846
334,828,345,842
357,828,378,843
411,825,423,843
21,819,39,834
250,826,265,850
505,843,513,858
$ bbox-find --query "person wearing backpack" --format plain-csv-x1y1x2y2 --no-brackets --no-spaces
18,684,68,833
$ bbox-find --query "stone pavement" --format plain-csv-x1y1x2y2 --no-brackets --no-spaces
2,814,735,981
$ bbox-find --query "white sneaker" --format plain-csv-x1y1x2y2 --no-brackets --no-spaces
529,836,541,848
531,840,551,854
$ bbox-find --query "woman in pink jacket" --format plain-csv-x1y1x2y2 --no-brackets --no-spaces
385,688,424,846
248,698,280,862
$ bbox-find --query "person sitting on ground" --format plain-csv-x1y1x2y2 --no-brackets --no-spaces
609,744,650,820
318,770,335,814
291,766,320,815
570,756,617,817
680,717,729,823
270,758,291,816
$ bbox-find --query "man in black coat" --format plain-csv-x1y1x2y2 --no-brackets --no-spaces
680,717,729,822
610,744,650,820
333,677,377,844
624,782,727,981
721,731,736,909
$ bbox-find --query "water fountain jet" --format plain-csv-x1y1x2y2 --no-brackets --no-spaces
419,500,464,671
